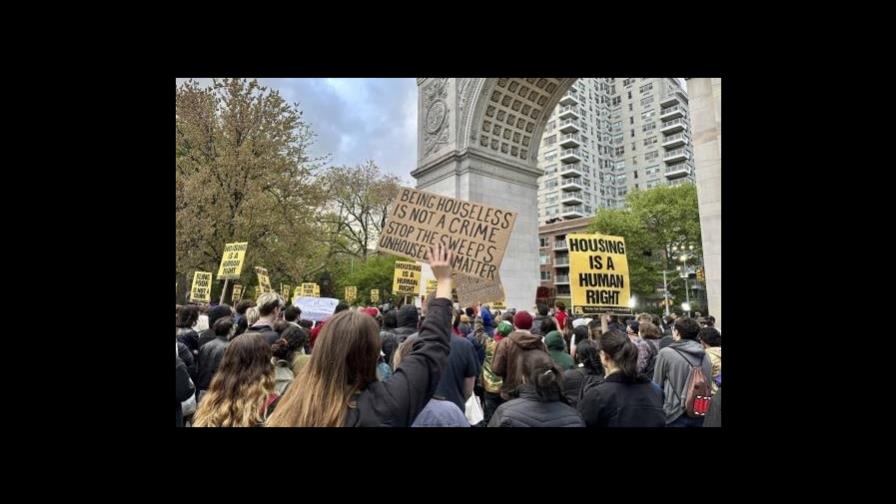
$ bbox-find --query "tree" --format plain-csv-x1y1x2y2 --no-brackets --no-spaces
590,183,702,310
176,78,328,303
332,253,399,306
320,161,401,260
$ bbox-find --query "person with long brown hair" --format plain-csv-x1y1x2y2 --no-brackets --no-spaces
192,332,278,427
266,244,455,427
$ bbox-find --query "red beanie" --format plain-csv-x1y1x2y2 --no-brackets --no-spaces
513,310,533,330
362,307,379,318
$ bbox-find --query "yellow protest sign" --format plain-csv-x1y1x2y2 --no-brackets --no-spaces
345,286,357,303
370,289,380,303
255,267,272,293
301,283,319,297
190,271,212,303
491,300,506,310
281,284,291,302
313,284,320,297
425,279,438,298
377,187,517,282
231,284,244,304
216,242,248,279
567,233,631,314
293,285,302,301
393,261,421,295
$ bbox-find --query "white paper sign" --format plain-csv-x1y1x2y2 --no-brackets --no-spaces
293,297,340,322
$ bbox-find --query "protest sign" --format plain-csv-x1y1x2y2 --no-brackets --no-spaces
567,233,631,314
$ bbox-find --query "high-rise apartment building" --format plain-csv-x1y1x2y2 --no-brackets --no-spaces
537,78,696,224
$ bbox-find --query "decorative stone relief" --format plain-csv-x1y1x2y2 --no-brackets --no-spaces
423,78,450,156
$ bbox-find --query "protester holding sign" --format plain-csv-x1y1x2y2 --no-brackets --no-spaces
266,243,455,427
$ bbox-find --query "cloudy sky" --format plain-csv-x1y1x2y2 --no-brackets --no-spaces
176,78,418,183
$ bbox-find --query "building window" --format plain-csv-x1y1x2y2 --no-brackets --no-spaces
544,135,557,146
540,237,549,247
540,252,550,264
627,91,632,100
629,116,634,124
645,164,661,176
640,83,653,94
617,175,627,185
645,150,658,161
615,146,625,156
612,121,621,129
547,121,555,130
634,170,638,179
630,129,635,138
629,103,633,112
631,142,636,151
541,271,552,281
642,122,656,133
623,78,634,87
641,96,653,107
545,179,558,189
641,109,655,122
644,136,657,146
543,163,557,175
615,160,625,171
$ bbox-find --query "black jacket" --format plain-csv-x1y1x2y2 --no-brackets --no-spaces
176,356,195,427
249,324,280,345
343,298,452,427
382,306,420,365
531,314,550,336
198,328,217,349
177,328,200,356
197,336,230,391
562,367,604,408
177,341,197,383
578,372,665,427
488,386,585,427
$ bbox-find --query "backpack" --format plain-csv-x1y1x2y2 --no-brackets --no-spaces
670,347,711,418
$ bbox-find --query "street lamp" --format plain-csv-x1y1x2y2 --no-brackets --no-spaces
682,302,691,313
628,295,637,310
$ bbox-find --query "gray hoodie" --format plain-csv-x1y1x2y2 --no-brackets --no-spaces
653,339,713,424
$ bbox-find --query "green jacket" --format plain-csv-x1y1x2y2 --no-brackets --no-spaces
482,335,503,394
545,331,575,370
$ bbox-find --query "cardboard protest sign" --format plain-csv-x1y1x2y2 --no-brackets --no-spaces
345,286,357,303
255,267,272,293
370,289,380,303
190,271,212,303
293,297,339,322
567,233,631,314
231,283,244,304
392,261,421,295
454,272,505,307
216,242,248,279
377,187,517,282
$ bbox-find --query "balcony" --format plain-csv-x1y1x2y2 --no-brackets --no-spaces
554,257,569,267
665,163,690,179
559,118,580,133
662,132,688,149
562,192,584,205
553,240,567,251
660,105,684,120
663,148,689,163
559,164,581,178
554,275,570,285
661,118,686,133
558,105,579,120
559,91,579,107
559,132,581,148
560,148,582,164
660,90,687,107
561,178,583,191
562,205,585,218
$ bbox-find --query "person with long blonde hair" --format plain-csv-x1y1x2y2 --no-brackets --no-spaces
267,244,455,427
192,332,278,427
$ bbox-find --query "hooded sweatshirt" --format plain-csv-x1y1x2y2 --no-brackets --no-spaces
480,307,495,336
652,338,713,424
492,330,548,400
545,331,575,370
382,305,419,364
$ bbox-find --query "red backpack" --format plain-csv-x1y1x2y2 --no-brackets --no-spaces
670,348,712,417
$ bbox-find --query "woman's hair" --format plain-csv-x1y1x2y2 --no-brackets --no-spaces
213,316,234,337
272,324,308,362
176,305,199,328
453,310,461,329
598,330,639,378
266,310,380,427
541,317,557,335
246,307,260,326
193,333,275,427
574,339,603,375
382,310,397,330
698,327,721,347
573,325,590,346
639,321,662,340
521,350,564,402
392,334,419,369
